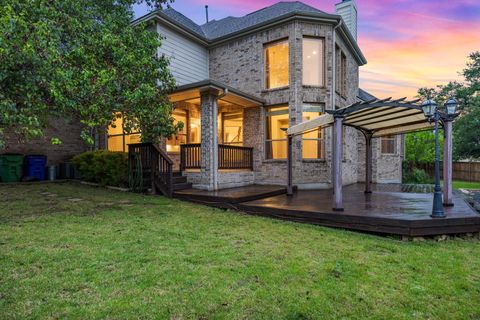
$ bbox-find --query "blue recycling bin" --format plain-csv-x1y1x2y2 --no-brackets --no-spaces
24,155,47,181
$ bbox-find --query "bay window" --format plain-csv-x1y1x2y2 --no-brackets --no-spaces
302,104,325,160
302,37,325,86
264,40,289,89
265,105,289,159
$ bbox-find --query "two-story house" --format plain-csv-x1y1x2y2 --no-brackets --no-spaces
110,0,404,191
3,0,404,190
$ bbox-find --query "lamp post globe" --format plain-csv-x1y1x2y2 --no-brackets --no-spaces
445,98,458,115
421,99,438,118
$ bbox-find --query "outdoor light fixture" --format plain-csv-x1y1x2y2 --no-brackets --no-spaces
421,97,460,218
445,98,458,115
421,99,438,118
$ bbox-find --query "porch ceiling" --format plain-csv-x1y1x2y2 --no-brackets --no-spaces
169,79,265,108
287,97,434,137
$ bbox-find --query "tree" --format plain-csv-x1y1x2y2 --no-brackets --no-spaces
417,51,480,160
405,131,442,165
0,0,178,148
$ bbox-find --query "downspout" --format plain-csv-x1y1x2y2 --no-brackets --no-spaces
331,19,342,189
331,19,342,111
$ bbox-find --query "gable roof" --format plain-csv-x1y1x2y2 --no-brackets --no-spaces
358,88,377,102
133,1,366,65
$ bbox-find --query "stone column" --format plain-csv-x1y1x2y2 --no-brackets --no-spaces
443,120,453,206
200,88,219,191
332,116,344,211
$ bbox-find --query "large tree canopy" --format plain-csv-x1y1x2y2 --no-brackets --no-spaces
416,51,480,160
0,0,177,148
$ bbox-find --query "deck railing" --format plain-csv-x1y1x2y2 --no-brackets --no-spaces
128,143,173,197
180,143,201,170
180,143,253,170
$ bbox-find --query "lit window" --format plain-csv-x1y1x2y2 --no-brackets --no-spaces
107,114,141,152
302,38,324,86
166,110,187,153
381,135,396,154
266,105,289,159
218,112,243,145
302,104,325,159
335,46,347,96
264,40,289,89
166,109,201,153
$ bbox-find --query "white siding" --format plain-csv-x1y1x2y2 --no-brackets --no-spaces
156,23,209,85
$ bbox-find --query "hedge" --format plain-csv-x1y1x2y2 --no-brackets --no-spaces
72,150,128,187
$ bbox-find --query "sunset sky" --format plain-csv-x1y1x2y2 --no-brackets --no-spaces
134,0,480,99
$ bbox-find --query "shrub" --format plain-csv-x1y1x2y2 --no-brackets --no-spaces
72,150,128,187
403,161,433,184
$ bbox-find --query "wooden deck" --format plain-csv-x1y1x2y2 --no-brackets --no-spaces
174,184,480,236
173,185,287,208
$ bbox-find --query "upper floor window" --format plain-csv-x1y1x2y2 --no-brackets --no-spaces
264,40,289,89
302,38,325,87
381,135,396,154
335,46,347,97
265,105,289,159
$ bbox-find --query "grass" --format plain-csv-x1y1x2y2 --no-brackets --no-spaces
451,180,480,190
1,182,480,319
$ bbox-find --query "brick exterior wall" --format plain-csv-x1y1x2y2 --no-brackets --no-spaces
208,20,383,188
3,118,89,166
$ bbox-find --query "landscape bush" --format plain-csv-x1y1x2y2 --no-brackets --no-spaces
72,150,128,187
403,161,433,184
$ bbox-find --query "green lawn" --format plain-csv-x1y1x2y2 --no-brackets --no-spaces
451,180,480,190
1,183,480,319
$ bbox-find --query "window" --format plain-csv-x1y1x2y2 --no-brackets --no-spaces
335,46,347,97
302,38,324,86
166,110,188,153
107,114,141,152
266,105,289,159
218,112,243,145
166,109,201,153
302,104,325,159
264,40,289,89
381,135,396,154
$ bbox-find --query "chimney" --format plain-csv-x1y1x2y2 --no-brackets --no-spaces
205,5,209,23
335,0,358,40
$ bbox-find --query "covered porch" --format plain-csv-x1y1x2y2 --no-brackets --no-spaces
167,80,264,190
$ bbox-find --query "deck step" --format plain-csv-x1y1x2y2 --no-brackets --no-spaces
173,182,193,191
173,176,187,184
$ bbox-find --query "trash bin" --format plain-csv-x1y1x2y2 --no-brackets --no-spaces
24,155,47,181
0,154,24,182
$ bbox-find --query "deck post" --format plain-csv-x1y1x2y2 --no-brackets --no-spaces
364,131,373,194
332,116,344,211
443,120,453,206
287,134,294,196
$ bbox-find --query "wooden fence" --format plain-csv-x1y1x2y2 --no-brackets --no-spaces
419,161,480,182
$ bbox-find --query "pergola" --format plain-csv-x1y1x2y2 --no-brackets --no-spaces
286,97,455,211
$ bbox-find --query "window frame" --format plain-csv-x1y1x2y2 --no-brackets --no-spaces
301,103,325,160
302,37,326,88
264,38,290,90
381,135,396,155
107,113,141,153
265,105,289,160
335,46,348,98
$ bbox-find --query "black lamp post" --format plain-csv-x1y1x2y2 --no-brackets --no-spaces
421,98,458,218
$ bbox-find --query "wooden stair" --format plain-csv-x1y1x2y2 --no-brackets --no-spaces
172,172,192,191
